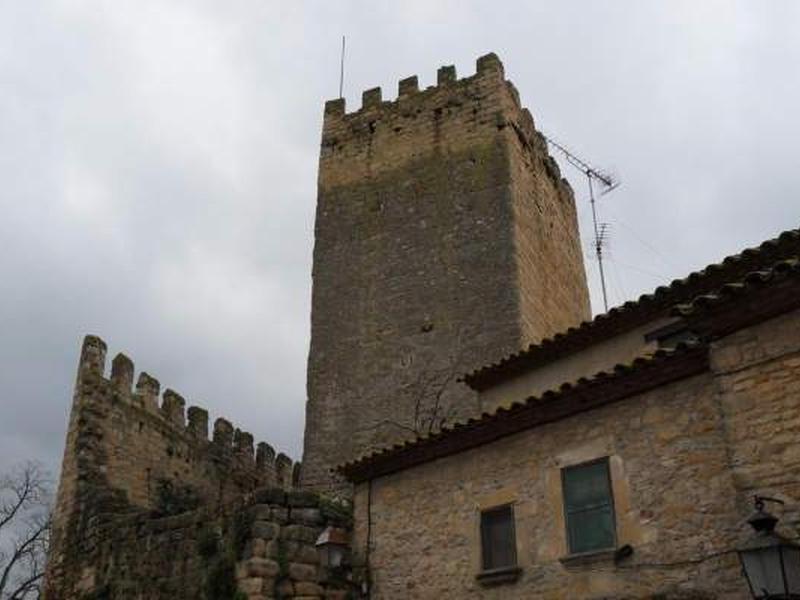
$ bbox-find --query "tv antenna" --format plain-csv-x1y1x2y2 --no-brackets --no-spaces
543,134,620,313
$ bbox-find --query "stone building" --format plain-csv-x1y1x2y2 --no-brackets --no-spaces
339,230,800,598
44,52,800,599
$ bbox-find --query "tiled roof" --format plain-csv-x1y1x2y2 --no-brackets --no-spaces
672,257,800,317
668,255,800,340
338,341,708,483
338,232,800,484
462,228,800,391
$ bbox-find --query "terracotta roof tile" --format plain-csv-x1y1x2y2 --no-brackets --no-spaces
338,242,800,484
672,257,800,317
463,227,800,391
338,341,707,483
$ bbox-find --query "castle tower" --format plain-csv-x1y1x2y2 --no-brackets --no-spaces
301,54,591,493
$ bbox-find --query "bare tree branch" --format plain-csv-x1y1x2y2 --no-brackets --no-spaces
0,514,50,596
0,462,51,600
387,326,471,437
0,464,45,534
354,419,419,436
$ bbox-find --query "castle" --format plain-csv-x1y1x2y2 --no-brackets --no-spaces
302,52,589,494
44,54,800,599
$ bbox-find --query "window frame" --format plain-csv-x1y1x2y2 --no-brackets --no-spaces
561,457,617,556
479,503,518,572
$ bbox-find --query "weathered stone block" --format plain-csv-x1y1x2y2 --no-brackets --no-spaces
254,488,286,506
295,581,325,596
398,75,418,96
245,557,280,579
186,406,209,439
239,577,264,594
437,64,456,84
281,524,319,544
110,353,134,392
276,579,294,596
270,507,289,524
251,504,272,521
252,521,280,541
361,87,382,108
288,562,318,582
283,540,319,565
264,539,280,560
244,537,267,559
290,508,323,526
212,418,233,448
287,490,319,508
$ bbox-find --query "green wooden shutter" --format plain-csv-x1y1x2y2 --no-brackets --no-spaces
562,459,616,554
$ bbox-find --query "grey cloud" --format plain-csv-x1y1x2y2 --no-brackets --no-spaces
1,0,798,477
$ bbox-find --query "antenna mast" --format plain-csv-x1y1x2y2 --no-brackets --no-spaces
339,36,346,99
543,135,619,313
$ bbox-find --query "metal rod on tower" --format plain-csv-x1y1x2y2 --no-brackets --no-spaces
339,36,346,99
588,175,609,312
542,133,619,313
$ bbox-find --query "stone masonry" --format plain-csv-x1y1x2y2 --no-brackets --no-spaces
47,484,353,599
302,53,591,494
44,51,796,600
346,298,800,598
44,335,320,599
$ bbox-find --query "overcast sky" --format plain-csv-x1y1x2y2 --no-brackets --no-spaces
2,1,799,479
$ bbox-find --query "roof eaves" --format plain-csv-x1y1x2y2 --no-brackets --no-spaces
670,257,800,338
463,227,800,391
672,257,800,318
339,341,708,483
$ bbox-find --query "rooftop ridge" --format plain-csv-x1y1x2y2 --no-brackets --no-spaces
462,226,800,391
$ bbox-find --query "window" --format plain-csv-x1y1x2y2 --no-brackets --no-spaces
480,504,517,571
562,458,616,554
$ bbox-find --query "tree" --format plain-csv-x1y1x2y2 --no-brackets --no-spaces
357,326,477,440
0,462,51,600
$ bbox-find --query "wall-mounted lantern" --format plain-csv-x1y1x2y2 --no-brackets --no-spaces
738,496,800,599
316,526,350,570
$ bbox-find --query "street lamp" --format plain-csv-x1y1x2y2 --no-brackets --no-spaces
316,526,350,570
738,496,800,599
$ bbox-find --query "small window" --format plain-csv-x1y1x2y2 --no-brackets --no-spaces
480,504,517,571
562,458,616,554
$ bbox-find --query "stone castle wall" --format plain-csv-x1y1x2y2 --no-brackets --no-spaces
351,308,800,599
48,485,353,599
45,335,304,598
302,53,590,494
505,92,590,346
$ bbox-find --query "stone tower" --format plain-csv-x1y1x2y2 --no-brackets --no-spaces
301,54,591,493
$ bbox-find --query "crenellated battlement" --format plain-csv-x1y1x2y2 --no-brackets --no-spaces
76,335,297,481
316,52,566,196
48,334,306,596
56,333,301,535
322,52,506,121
